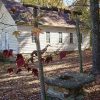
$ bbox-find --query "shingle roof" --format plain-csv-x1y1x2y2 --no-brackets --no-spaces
39,10,76,27
2,0,76,28
2,0,34,25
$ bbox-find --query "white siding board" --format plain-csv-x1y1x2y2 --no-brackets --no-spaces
17,25,90,53
0,3,18,53
17,30,36,53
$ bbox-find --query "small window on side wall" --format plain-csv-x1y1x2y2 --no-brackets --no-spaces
59,32,62,43
31,34,36,43
46,32,50,43
70,33,73,44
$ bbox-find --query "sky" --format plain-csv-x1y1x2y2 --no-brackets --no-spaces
64,0,75,6
14,0,75,6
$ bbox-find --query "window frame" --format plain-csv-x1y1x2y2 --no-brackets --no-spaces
31,34,36,43
59,32,63,43
46,32,50,43
70,33,73,44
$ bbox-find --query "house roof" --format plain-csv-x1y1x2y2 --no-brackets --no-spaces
1,0,76,28
38,10,76,28
2,0,34,25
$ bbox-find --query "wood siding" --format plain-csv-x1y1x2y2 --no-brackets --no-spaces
0,3,18,53
17,26,90,53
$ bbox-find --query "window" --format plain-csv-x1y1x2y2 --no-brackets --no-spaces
59,32,62,43
70,33,73,44
31,34,36,43
46,32,50,43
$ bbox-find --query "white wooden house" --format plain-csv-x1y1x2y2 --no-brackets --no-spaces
0,0,18,53
0,0,90,54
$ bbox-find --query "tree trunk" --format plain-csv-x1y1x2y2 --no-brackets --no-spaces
33,7,46,100
75,15,83,73
90,0,100,74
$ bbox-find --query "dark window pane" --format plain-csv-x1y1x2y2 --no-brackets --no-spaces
46,32,50,43
32,34,36,43
70,33,73,44
59,32,62,43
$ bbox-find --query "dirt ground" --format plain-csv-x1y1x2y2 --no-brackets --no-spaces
0,49,100,100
